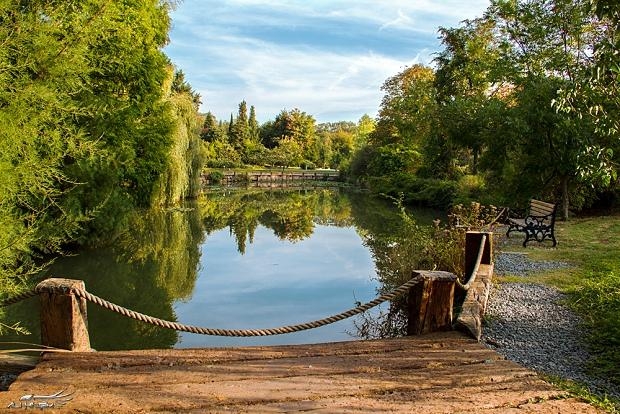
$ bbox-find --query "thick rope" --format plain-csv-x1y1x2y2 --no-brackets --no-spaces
456,234,487,292
0,290,39,307
1,276,422,337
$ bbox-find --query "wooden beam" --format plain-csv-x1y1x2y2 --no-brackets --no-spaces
455,264,494,340
464,231,492,278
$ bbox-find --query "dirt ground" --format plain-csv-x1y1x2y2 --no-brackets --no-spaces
1,332,602,413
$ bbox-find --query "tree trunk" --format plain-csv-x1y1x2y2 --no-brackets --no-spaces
472,147,478,175
561,175,569,221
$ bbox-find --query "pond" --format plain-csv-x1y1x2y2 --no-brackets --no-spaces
3,188,441,350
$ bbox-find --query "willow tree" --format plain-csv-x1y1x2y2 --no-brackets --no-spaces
64,0,178,240
153,68,204,205
0,0,186,303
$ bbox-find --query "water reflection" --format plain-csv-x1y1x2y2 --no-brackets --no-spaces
2,206,204,350
2,188,440,350
198,188,356,252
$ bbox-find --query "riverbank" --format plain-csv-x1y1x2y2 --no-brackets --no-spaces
483,222,620,410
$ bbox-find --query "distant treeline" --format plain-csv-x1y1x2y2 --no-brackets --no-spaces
200,104,374,171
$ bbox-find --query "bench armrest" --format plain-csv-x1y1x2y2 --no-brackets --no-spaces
524,213,554,226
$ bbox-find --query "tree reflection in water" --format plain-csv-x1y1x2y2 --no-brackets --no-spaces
2,188,443,349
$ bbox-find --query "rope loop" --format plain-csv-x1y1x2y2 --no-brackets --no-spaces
456,234,487,291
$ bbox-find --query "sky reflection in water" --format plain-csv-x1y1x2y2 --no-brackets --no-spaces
174,223,378,348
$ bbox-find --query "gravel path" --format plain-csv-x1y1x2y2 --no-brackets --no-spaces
484,252,619,400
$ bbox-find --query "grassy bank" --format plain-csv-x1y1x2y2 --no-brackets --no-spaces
496,215,620,409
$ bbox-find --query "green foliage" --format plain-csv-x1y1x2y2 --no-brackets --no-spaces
204,140,242,168
346,0,619,218
200,112,226,143
356,200,498,339
229,100,250,149
369,173,459,209
269,137,304,168
346,145,376,183
367,144,422,176
0,0,202,297
152,68,204,205
370,65,437,149
207,171,224,184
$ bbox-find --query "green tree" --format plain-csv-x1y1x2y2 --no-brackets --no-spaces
153,68,204,205
370,65,436,150
248,105,260,143
200,112,226,143
229,100,250,150
263,109,315,149
62,0,179,240
365,65,436,177
433,18,500,175
483,0,601,218
0,0,199,304
355,115,376,150
328,129,355,169
269,137,303,168
553,0,619,189
0,0,95,297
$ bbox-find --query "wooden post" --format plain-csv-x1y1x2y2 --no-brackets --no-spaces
37,278,91,352
407,271,456,335
464,231,492,278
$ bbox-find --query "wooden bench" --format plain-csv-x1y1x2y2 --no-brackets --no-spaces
506,199,557,247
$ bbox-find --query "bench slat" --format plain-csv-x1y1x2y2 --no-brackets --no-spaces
530,199,555,210
530,208,554,216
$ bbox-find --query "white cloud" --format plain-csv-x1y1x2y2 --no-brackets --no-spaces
379,9,414,32
165,0,490,122
169,33,416,122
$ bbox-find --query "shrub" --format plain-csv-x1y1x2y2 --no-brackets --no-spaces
207,170,224,184
355,201,500,339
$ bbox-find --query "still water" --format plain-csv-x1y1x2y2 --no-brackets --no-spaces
3,188,439,350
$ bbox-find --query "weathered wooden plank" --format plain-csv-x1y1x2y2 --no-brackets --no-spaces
4,333,602,413
464,231,492,278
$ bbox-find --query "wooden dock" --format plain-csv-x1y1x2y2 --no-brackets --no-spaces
202,170,341,186
3,332,601,413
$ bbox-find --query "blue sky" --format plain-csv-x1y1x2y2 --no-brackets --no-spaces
164,1,490,124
